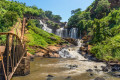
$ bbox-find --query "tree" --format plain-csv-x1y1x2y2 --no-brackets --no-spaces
30,5,38,10
71,8,81,15
52,15,62,22
3,11,18,25
95,0,110,18
45,11,53,19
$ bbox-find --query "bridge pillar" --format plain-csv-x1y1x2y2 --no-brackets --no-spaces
14,56,30,76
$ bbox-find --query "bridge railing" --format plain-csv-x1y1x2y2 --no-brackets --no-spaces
0,32,26,80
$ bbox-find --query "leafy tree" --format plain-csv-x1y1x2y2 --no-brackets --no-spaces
52,15,62,22
71,8,81,15
3,11,18,25
45,11,53,19
95,0,110,18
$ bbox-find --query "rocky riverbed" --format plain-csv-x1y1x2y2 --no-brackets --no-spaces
12,40,120,80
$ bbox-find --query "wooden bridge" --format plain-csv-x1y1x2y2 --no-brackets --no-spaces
0,18,29,80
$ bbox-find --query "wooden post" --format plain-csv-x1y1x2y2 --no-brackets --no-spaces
3,34,10,80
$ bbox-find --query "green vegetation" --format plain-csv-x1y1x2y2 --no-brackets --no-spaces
91,34,120,61
0,0,63,54
68,0,120,61
0,0,62,32
46,20,60,29
25,20,61,54
45,11,62,22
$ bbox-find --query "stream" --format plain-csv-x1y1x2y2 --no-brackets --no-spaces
12,40,120,80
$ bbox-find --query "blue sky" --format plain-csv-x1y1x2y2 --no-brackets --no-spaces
11,0,94,22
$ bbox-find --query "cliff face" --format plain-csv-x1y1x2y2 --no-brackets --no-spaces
109,0,120,8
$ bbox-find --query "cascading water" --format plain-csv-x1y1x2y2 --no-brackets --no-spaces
69,28,78,39
55,28,68,38
63,29,68,38
55,28,64,37
58,39,83,59
40,20,52,33
40,20,79,39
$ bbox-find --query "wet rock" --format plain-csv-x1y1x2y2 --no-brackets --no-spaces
47,75,54,77
65,76,71,80
94,66,97,68
81,51,86,56
80,47,87,51
111,72,120,77
91,57,98,61
94,77,105,80
101,66,109,72
95,69,101,72
90,73,94,76
110,64,120,72
30,56,34,61
46,78,53,80
64,38,77,45
86,69,93,72
68,65,78,69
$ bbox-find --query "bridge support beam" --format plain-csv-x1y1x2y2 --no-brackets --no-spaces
14,56,30,76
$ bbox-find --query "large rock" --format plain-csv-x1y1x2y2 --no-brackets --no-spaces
64,38,77,45
80,47,87,52
94,77,105,80
101,66,109,72
86,69,93,72
111,72,120,77
81,51,86,56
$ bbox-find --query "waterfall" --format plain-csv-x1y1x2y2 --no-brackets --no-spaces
59,38,83,59
63,29,68,38
55,28,79,38
40,20,52,33
55,28,68,38
55,28,64,37
69,28,78,39
40,20,79,39
77,39,83,47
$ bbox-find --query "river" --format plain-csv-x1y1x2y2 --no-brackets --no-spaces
12,45,120,80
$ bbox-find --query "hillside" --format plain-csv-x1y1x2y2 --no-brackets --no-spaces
0,0,66,55
68,0,120,61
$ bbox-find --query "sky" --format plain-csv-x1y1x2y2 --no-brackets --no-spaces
11,0,94,22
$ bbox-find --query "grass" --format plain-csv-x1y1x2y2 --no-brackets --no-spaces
25,25,61,54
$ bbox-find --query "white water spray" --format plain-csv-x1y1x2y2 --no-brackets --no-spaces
40,20,52,33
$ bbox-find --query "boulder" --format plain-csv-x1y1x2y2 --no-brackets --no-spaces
94,77,105,80
68,64,78,69
86,69,93,72
35,52,44,57
101,66,109,72
47,75,54,77
81,51,86,56
65,76,71,79
90,73,94,76
111,72,120,77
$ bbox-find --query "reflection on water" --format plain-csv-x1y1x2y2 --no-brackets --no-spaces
12,57,120,80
